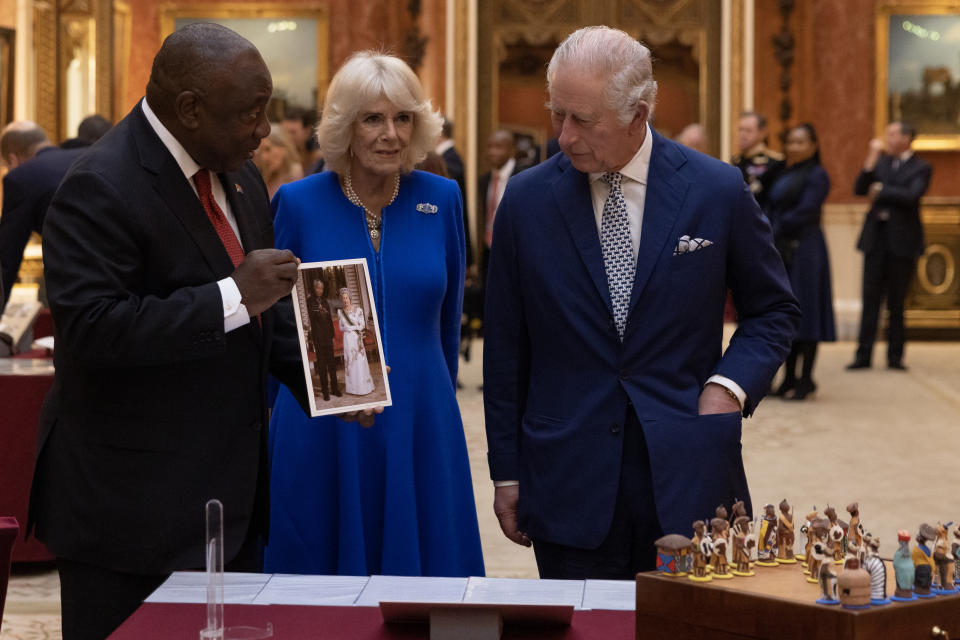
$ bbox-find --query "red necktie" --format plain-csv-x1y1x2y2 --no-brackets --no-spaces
485,171,500,248
194,168,245,267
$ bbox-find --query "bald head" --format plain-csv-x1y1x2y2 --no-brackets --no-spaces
144,23,273,172
1,121,51,169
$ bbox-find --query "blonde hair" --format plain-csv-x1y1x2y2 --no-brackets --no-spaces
317,51,442,174
254,123,300,180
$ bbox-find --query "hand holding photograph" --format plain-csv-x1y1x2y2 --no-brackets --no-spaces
291,259,391,417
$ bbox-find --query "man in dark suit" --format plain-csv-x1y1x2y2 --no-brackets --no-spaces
28,24,309,639
308,277,340,401
478,129,520,279
0,122,88,308
848,122,931,371
483,26,799,580
436,118,471,267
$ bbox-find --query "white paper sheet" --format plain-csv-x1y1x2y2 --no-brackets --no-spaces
581,579,636,610
462,577,585,607
145,571,269,604
252,574,370,606
353,575,468,607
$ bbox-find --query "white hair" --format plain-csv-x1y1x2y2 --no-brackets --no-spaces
546,26,658,126
316,51,442,175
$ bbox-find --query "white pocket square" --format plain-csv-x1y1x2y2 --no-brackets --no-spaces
673,235,713,256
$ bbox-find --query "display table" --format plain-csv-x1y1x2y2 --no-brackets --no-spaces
109,573,636,639
0,358,54,563
635,559,960,639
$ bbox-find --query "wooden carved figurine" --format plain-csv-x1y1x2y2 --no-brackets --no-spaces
912,523,937,597
689,520,712,582
812,541,839,604
776,499,797,563
756,503,778,566
846,502,863,550
805,518,830,584
891,530,917,601
710,517,732,579
731,516,756,576
799,509,819,563
933,522,957,594
823,506,846,564
862,534,890,605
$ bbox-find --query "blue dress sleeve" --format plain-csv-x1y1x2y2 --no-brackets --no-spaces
440,180,466,388
272,185,301,255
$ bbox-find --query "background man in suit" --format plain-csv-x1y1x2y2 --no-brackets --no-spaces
483,26,799,580
28,24,309,639
60,114,112,149
0,121,88,308
478,129,519,280
309,277,340,401
849,121,931,371
436,117,471,267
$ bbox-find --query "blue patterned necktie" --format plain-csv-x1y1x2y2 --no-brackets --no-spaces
600,171,634,339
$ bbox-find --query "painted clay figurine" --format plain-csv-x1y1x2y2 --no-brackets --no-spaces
689,520,712,582
891,530,917,601
805,518,830,584
654,534,693,577
837,556,871,609
846,502,863,550
862,534,890,605
799,509,819,563
823,506,846,564
756,503,778,566
933,521,957,594
729,499,747,526
710,517,733,579
776,499,796,563
812,541,839,604
912,523,937,597
731,515,756,576
952,522,960,588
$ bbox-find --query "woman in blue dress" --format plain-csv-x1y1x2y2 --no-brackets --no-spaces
766,123,836,400
264,52,485,577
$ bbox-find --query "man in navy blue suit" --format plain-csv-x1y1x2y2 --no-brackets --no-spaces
0,122,88,308
483,26,800,579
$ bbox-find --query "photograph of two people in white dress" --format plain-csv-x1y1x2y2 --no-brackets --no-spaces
292,259,391,417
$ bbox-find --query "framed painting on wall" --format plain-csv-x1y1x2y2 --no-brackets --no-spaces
877,1,960,150
158,3,329,119
0,28,14,127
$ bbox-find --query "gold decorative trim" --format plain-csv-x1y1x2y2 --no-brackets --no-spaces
729,0,744,155
916,243,956,295
35,1,59,139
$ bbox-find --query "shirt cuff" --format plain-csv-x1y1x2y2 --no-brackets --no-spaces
493,480,519,488
705,374,746,410
218,277,250,333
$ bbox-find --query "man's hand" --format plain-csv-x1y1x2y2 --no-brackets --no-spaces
864,138,884,171
494,485,531,547
232,249,300,316
698,382,741,415
868,181,884,201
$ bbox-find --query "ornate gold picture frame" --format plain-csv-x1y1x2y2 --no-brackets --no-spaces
876,1,960,150
159,3,329,114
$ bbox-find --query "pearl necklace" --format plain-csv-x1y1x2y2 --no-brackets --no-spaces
343,168,400,240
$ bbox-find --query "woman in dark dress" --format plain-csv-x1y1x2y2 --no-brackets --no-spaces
766,123,836,400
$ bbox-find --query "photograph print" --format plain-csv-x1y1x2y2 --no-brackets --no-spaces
292,259,391,417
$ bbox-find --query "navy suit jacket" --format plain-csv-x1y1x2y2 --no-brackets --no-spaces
483,130,799,547
853,153,931,259
0,146,87,304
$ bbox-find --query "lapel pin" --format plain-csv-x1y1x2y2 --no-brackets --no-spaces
416,202,438,214
235,183,244,194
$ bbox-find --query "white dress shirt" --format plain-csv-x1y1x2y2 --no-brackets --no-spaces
141,97,250,332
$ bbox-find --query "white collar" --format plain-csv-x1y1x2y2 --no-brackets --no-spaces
141,97,203,182
435,139,454,155
589,122,653,186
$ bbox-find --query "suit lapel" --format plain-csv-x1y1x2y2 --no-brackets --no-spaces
627,131,689,315
551,157,613,312
220,171,264,253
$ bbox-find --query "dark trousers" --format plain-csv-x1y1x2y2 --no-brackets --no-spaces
313,344,339,397
856,244,916,366
533,407,662,579
58,522,262,640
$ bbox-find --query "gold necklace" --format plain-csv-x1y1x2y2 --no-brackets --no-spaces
343,168,400,240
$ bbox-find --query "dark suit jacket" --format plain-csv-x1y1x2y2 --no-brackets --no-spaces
308,295,335,355
853,153,931,258
0,146,88,305
28,102,308,574
441,145,472,266
478,163,522,273
483,130,799,547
